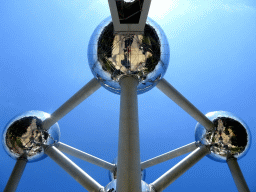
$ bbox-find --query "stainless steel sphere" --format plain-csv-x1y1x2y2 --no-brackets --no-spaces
104,179,152,192
195,111,251,162
88,16,170,94
2,111,60,162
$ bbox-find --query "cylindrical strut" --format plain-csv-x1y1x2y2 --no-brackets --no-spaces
4,158,27,192
141,142,198,170
151,146,210,192
55,142,116,171
156,78,215,131
227,158,250,192
116,76,141,192
42,78,101,130
44,145,103,192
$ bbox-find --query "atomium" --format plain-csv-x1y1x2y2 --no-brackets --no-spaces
2,111,60,162
2,0,253,191
88,16,170,94
195,111,251,162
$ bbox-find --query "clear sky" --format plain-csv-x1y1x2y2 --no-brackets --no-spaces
1,1,256,191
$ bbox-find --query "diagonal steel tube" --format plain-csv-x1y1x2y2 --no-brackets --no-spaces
116,76,141,192
141,142,198,170
156,78,214,131
227,158,250,192
151,146,210,192
42,78,101,130
4,158,27,192
44,145,103,192
55,142,116,171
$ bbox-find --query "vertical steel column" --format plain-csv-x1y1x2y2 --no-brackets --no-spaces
42,78,101,130
227,158,250,192
151,146,209,192
116,76,141,192
4,159,27,192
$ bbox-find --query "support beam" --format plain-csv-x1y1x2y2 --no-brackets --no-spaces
151,146,209,192
42,78,101,130
55,142,116,171
141,142,198,170
227,158,250,192
156,78,214,131
44,145,104,192
116,76,141,192
4,159,27,192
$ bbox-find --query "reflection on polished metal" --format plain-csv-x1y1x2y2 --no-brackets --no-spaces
156,78,215,131
195,111,251,162
104,179,153,192
4,158,27,192
227,158,250,192
2,2,252,191
141,142,198,170
150,146,210,192
117,76,141,192
2,111,60,162
88,16,169,94
42,78,101,130
44,145,104,192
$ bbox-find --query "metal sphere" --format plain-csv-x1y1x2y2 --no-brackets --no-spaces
195,111,251,162
104,179,152,192
108,157,146,181
2,111,60,162
88,16,170,95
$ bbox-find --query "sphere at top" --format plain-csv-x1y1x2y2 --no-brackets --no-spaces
2,111,60,163
195,111,251,162
88,16,170,95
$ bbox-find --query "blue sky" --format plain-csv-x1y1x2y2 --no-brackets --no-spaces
1,1,256,191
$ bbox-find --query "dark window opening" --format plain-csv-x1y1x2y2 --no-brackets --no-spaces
116,0,144,24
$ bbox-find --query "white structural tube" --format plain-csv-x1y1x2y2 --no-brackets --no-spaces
141,142,198,170
116,76,141,192
227,158,250,192
156,78,214,131
44,145,104,192
4,159,27,192
151,146,209,192
55,142,116,171
42,78,101,130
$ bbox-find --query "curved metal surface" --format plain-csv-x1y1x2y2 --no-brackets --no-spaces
104,179,152,192
88,16,170,94
2,110,60,162
195,111,251,162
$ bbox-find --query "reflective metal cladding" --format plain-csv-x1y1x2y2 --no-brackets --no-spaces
2,111,60,162
88,16,170,95
104,179,152,192
195,111,251,162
